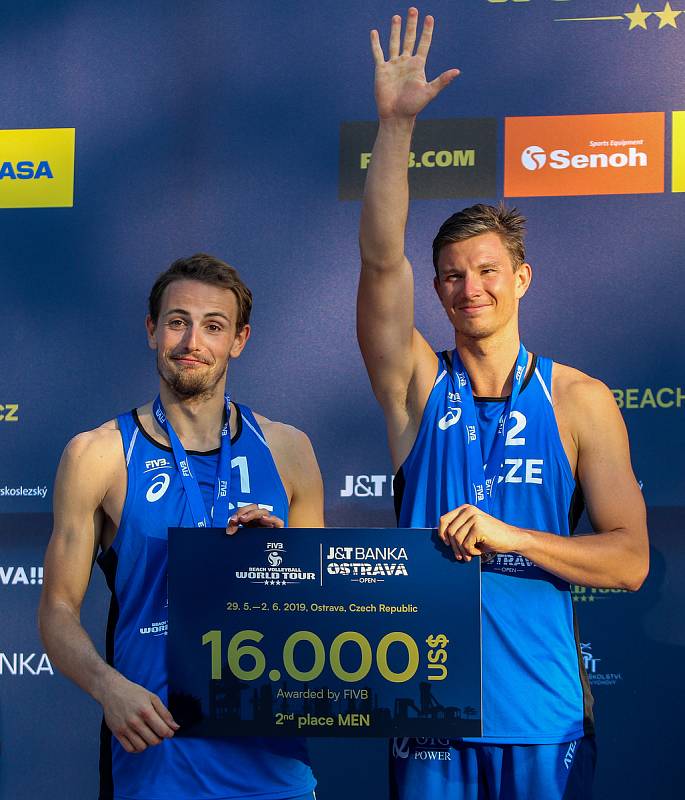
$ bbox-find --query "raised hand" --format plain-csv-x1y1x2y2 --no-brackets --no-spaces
370,8,459,120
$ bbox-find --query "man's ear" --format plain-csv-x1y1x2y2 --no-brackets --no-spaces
145,315,158,350
515,263,532,300
230,324,251,359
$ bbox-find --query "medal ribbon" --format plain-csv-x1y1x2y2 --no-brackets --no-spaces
450,343,529,513
152,394,232,527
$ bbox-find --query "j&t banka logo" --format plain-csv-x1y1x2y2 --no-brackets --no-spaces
340,474,394,498
326,546,409,582
0,128,75,208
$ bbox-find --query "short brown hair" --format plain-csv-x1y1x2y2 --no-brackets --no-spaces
432,203,526,275
148,253,253,330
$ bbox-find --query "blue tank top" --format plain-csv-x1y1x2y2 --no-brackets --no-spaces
97,403,315,799
395,353,593,744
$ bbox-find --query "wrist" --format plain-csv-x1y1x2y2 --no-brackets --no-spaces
511,527,536,558
91,664,122,705
377,116,416,135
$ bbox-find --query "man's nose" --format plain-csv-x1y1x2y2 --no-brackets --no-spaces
462,272,482,298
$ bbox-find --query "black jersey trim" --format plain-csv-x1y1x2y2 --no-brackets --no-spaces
441,351,538,402
572,603,596,737
131,403,243,455
393,468,406,524
97,547,119,800
568,482,585,535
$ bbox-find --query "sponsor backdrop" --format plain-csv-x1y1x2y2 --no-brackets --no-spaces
1,1,683,798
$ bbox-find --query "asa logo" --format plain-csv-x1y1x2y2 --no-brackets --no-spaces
505,112,664,197
0,128,75,208
0,161,53,180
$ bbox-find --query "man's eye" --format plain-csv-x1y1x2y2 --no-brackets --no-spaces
168,319,186,328
207,324,222,332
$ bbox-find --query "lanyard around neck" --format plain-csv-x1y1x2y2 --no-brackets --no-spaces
152,394,232,528
450,343,529,512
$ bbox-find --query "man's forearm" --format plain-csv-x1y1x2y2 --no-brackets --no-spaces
360,117,415,269
513,527,649,591
39,600,119,705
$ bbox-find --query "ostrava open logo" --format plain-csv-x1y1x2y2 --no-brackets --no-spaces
339,119,497,200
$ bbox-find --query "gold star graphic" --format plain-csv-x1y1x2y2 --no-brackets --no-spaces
654,2,683,28
625,3,652,29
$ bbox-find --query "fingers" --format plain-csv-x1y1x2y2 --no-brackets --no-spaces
439,505,478,562
226,505,285,535
389,14,402,58
428,68,460,99
370,29,385,66
149,694,180,735
416,13,435,60
402,7,419,54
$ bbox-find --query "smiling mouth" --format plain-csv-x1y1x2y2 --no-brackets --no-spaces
171,356,209,366
459,305,491,313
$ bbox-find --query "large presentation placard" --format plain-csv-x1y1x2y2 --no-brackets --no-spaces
168,528,481,738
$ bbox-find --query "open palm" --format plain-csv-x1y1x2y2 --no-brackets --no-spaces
371,9,459,120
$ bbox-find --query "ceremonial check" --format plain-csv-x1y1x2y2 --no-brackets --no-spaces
168,528,482,738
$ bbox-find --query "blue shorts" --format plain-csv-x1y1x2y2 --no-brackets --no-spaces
390,737,596,800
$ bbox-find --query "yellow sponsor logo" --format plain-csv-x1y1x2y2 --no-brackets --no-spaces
673,111,685,192
0,403,19,422
612,387,685,409
360,149,476,170
0,128,75,208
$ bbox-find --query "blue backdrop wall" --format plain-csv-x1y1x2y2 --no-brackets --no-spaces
1,1,684,798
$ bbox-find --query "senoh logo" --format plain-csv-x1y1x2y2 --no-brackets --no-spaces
504,113,664,197
0,128,75,208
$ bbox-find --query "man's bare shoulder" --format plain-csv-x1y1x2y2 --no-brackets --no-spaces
551,361,617,417
61,419,123,472
251,412,313,454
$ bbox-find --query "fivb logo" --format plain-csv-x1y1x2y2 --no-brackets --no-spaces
0,128,75,208
505,112,664,197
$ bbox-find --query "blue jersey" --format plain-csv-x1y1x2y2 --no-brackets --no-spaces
97,403,315,800
394,353,593,744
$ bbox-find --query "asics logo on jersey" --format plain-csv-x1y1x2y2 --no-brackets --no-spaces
146,473,171,503
438,408,462,430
